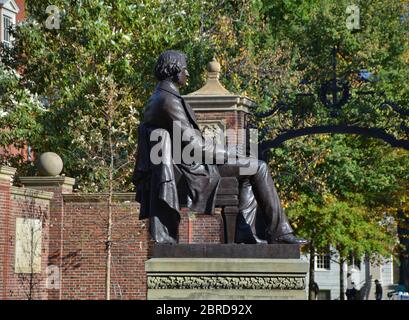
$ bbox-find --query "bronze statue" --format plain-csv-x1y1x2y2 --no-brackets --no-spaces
132,50,307,245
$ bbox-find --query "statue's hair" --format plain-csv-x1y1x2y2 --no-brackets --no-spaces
154,50,187,81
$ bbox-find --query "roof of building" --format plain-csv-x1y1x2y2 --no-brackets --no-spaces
0,0,20,14
0,0,18,8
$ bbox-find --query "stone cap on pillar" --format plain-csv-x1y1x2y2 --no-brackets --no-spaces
16,151,75,191
188,58,233,96
183,58,256,113
0,166,17,185
17,176,75,191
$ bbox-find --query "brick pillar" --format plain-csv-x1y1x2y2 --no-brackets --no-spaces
183,59,255,244
17,176,75,300
184,58,256,158
15,0,26,22
0,166,17,300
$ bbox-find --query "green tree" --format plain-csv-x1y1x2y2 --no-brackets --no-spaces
273,134,409,299
3,0,216,191
249,0,409,299
3,0,409,300
2,0,224,299
0,62,43,173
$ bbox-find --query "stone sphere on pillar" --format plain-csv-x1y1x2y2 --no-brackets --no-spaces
36,152,64,176
207,57,221,73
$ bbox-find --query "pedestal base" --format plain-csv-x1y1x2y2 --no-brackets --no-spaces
152,243,301,259
146,246,308,300
147,288,307,300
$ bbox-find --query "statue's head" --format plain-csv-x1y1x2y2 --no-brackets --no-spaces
154,50,189,87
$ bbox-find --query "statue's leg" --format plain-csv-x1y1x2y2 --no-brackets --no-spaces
235,177,267,244
220,159,305,243
246,159,294,241
229,158,293,242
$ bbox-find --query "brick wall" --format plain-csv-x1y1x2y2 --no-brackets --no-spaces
18,179,75,300
179,208,224,244
0,172,52,300
60,195,224,300
61,195,148,300
1,168,225,300
8,188,51,299
0,178,11,298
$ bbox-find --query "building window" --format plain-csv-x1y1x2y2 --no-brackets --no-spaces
3,15,13,46
316,252,331,270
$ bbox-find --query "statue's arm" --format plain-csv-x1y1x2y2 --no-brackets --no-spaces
163,98,226,163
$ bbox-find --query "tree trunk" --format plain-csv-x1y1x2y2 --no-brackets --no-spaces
308,245,316,300
339,257,345,300
105,187,112,300
398,209,409,291
105,99,114,300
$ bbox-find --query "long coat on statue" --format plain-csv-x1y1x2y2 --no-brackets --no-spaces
132,80,224,243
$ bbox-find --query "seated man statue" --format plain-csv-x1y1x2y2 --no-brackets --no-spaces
132,50,307,245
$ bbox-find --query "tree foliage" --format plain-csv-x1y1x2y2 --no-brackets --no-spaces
3,0,212,191
2,0,408,262
0,62,43,172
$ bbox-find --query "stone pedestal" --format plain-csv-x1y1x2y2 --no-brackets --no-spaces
146,244,308,300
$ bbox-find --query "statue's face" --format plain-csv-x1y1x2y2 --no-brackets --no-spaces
176,57,189,87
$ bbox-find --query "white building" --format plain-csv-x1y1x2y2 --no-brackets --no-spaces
0,0,22,46
302,250,396,300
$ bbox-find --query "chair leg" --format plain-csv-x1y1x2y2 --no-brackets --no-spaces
222,206,239,244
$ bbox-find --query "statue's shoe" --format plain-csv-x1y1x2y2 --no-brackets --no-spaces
154,236,177,244
272,234,308,245
235,234,268,244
